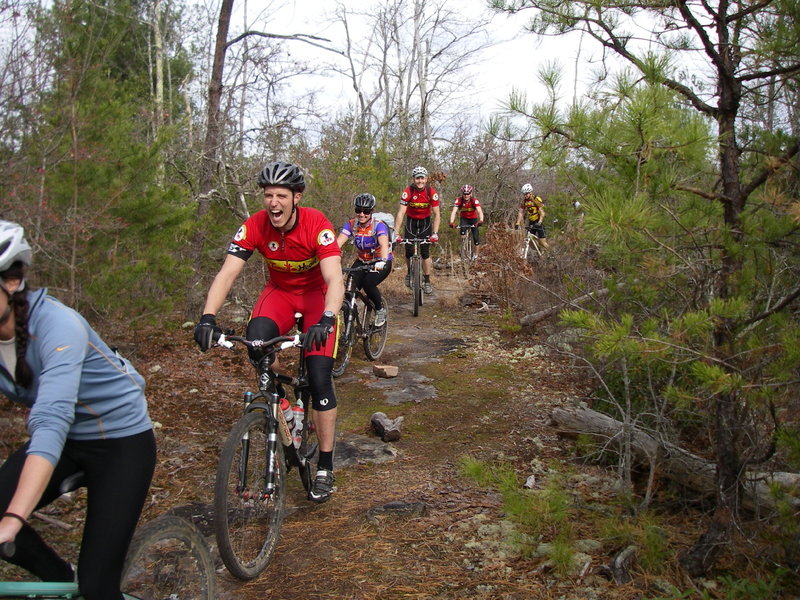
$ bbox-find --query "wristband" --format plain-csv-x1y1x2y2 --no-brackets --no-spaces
3,512,28,527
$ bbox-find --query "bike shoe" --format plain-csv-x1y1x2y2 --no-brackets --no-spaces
374,308,387,327
308,470,336,504
423,281,433,294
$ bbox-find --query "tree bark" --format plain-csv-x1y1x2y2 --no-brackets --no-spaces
186,0,234,317
550,405,800,516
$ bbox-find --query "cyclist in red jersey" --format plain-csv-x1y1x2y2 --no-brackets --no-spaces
193,161,344,503
394,166,440,294
448,184,484,259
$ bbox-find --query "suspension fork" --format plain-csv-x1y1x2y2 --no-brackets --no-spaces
262,393,281,498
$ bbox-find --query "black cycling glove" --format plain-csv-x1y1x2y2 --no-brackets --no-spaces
194,313,221,352
304,312,336,351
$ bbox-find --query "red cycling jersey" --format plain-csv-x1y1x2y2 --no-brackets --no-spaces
400,185,439,220
227,206,340,294
454,195,481,219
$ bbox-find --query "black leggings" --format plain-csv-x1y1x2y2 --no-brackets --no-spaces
247,317,337,411
349,259,392,310
404,217,433,260
0,429,156,600
459,217,480,245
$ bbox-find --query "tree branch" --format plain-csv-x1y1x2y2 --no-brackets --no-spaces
741,139,800,198
741,282,800,329
225,30,342,56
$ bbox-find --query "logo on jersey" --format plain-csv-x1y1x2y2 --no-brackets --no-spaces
268,241,279,252
234,225,247,241
318,229,336,246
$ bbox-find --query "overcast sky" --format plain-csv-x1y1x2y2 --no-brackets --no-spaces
260,0,594,122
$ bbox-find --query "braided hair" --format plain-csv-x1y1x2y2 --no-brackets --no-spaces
1,262,32,387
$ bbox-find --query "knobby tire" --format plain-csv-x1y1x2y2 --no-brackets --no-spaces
331,309,357,378
411,257,422,317
363,298,388,360
214,410,286,580
294,390,318,494
459,233,473,278
121,514,216,600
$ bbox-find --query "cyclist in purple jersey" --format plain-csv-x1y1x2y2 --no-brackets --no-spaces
336,194,392,327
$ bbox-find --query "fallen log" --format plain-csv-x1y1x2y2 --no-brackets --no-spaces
370,412,404,442
550,405,800,513
520,287,610,327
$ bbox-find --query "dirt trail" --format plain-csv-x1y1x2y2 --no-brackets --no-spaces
0,273,609,598
164,274,603,600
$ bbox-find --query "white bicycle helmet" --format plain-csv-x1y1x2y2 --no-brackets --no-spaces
0,221,32,273
521,184,533,195
411,166,428,179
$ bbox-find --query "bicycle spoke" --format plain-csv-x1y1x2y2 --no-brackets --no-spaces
214,411,285,579
122,515,216,600
364,300,388,360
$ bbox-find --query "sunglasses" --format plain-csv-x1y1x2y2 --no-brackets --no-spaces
355,208,372,215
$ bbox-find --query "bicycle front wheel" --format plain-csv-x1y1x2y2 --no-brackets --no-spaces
214,410,286,580
363,298,388,360
122,514,216,600
332,310,357,378
411,257,422,316
459,234,473,277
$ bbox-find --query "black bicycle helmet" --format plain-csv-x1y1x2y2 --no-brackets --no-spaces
257,161,306,192
353,193,377,211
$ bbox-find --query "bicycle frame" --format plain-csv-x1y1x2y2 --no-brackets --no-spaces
0,580,141,599
522,230,543,260
400,238,431,317
218,333,314,497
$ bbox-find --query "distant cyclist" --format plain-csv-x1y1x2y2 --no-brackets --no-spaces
448,184,484,259
515,183,549,250
394,166,440,294
336,193,392,327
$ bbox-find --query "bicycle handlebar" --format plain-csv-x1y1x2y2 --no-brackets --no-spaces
215,333,304,351
399,238,433,244
0,541,15,558
343,263,383,274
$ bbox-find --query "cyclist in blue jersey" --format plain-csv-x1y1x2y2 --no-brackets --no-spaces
336,193,393,327
0,221,155,600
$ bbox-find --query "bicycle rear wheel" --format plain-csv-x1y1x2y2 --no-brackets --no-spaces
331,309,356,378
363,298,388,360
214,410,286,580
411,257,422,317
295,390,319,495
122,514,216,600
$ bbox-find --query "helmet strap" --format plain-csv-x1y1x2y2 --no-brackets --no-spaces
0,285,13,326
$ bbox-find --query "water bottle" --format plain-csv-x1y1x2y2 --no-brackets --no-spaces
292,399,305,448
279,397,295,429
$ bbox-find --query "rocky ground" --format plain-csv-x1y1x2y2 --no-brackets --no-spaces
0,270,784,599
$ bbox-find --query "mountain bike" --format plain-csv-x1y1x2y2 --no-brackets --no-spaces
331,264,389,378
211,327,319,580
521,227,544,262
0,473,216,599
400,237,432,317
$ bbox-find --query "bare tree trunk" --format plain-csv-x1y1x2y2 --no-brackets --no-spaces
186,0,234,317
153,0,165,185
